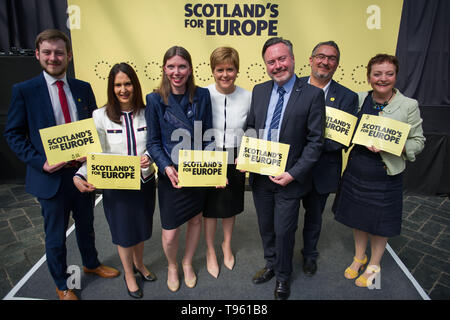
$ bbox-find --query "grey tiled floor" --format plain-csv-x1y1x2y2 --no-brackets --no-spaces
0,183,449,299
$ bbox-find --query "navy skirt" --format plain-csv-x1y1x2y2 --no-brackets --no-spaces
203,163,245,218
158,172,207,230
333,146,403,237
103,178,156,247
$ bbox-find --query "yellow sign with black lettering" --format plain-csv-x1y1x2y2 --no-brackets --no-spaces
352,114,411,156
39,118,102,165
325,106,358,146
236,136,290,176
87,153,140,190
178,150,228,187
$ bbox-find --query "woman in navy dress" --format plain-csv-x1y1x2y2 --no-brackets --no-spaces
333,54,425,287
74,63,156,298
146,46,213,292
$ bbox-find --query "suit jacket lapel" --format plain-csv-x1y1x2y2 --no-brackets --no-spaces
279,77,302,137
325,80,337,107
36,73,57,127
258,81,273,130
166,93,194,132
67,78,91,120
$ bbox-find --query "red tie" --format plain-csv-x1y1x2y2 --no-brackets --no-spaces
56,80,72,123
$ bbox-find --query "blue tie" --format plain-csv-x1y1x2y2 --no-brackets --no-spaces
267,86,286,141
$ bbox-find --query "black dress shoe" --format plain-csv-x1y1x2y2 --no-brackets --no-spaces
133,265,157,282
124,276,143,299
303,257,317,276
252,267,275,284
274,280,290,300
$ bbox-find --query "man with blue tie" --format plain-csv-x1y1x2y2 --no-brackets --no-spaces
246,37,325,300
299,41,358,276
4,29,119,300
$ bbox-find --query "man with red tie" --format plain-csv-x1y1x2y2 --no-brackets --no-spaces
4,29,119,300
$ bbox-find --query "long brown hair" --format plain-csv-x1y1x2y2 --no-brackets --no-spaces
157,46,196,105
106,63,145,124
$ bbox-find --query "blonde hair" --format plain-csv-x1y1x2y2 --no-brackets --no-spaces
209,47,240,73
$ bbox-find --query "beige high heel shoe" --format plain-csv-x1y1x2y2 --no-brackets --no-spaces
182,264,197,288
167,264,180,292
206,251,219,278
222,242,235,270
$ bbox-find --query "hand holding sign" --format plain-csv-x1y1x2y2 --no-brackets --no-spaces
269,172,294,186
73,176,96,193
165,165,180,189
43,160,67,173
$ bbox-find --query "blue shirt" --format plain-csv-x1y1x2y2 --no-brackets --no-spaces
264,74,297,141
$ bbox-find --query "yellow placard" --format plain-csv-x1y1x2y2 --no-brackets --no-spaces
178,150,228,187
352,114,411,156
87,153,140,190
236,136,290,176
325,106,358,147
39,118,102,165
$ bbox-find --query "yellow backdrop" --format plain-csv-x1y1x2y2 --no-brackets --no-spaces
67,0,403,105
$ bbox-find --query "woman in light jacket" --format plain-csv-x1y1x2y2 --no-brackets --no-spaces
333,54,425,287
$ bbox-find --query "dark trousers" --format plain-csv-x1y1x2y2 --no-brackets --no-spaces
301,186,329,259
38,168,100,290
251,175,301,282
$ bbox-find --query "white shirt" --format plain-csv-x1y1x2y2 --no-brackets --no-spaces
207,84,251,148
307,76,331,100
43,71,78,125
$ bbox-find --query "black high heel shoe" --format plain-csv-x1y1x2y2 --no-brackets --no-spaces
133,265,157,282
124,275,143,299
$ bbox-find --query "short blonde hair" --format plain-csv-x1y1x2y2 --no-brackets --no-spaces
210,47,240,73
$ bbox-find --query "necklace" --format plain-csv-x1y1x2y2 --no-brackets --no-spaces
372,89,395,111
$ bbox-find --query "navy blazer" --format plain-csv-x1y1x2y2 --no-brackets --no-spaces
246,76,325,197
4,73,97,199
298,77,358,194
145,87,213,172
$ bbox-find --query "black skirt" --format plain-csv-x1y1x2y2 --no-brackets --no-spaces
157,172,207,230
103,178,156,247
203,164,245,218
332,146,403,237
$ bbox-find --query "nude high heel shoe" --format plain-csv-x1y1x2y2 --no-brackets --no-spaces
182,264,197,288
222,242,235,271
167,264,180,292
206,251,219,278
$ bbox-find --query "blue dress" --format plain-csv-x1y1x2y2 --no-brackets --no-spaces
333,93,403,237
146,88,213,230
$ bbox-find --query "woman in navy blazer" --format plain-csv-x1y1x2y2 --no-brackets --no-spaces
146,46,213,292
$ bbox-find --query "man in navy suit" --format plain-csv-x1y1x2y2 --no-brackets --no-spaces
299,41,358,276
246,37,325,299
4,29,119,300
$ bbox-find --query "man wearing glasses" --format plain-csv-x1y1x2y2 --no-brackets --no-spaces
299,41,358,276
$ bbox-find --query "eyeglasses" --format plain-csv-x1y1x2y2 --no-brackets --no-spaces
313,54,338,63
